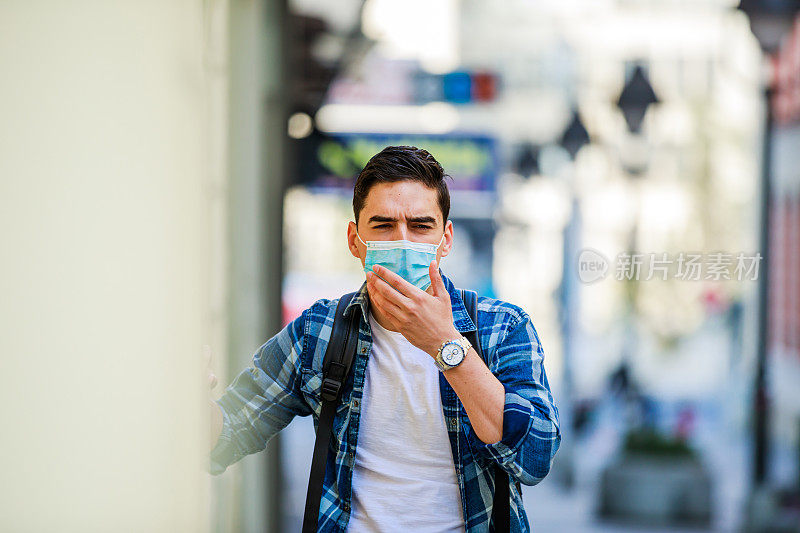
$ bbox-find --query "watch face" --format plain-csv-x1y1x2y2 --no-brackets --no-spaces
442,343,465,366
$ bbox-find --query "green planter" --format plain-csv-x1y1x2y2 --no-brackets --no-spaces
598,431,712,527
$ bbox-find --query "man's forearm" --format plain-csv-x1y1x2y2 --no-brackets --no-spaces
209,399,223,451
440,346,505,444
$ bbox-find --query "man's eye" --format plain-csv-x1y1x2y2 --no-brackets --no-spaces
374,224,390,228
415,225,432,229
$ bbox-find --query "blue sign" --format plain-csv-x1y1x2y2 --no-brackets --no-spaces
442,72,472,104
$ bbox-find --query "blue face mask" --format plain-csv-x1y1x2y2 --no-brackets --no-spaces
357,232,445,292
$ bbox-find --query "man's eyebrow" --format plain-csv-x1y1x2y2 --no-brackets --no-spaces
367,215,397,224
367,215,437,225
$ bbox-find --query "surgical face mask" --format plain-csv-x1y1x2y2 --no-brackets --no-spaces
357,232,445,291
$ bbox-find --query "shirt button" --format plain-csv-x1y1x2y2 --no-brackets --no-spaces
353,398,360,409
344,502,351,512
361,347,367,353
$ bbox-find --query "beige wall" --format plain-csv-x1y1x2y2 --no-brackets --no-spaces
0,1,224,530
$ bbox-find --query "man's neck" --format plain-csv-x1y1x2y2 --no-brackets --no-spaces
368,304,396,332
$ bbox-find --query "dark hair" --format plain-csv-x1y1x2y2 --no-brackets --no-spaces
353,145,451,225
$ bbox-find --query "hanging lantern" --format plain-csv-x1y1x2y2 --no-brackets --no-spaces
616,64,659,134
559,110,590,160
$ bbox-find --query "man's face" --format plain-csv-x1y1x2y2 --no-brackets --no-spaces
347,180,454,288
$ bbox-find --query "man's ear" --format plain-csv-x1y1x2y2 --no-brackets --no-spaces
347,221,362,260
440,219,454,259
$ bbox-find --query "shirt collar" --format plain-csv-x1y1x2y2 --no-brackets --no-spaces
344,269,477,333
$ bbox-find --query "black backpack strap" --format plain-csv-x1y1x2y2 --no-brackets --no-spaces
302,292,361,533
461,289,510,533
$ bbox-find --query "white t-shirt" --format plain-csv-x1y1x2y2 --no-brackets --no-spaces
347,311,466,532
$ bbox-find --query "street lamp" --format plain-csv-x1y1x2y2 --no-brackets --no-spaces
611,62,659,461
552,109,590,489
738,0,800,490
616,64,659,135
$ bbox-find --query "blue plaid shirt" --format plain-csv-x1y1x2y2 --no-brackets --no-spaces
209,271,560,532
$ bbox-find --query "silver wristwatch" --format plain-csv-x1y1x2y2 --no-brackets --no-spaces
434,336,471,372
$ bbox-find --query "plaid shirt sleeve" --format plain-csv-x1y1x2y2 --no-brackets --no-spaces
467,309,561,486
208,310,311,475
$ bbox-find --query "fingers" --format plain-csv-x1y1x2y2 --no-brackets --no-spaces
367,272,404,312
368,268,413,307
203,344,218,390
367,274,405,325
369,265,419,299
429,260,446,296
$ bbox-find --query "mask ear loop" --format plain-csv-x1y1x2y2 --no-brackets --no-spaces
436,233,444,267
356,232,368,247
432,233,446,271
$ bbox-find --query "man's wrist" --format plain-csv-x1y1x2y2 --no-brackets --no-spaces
428,327,462,359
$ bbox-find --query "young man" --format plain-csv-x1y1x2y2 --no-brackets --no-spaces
208,146,560,532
